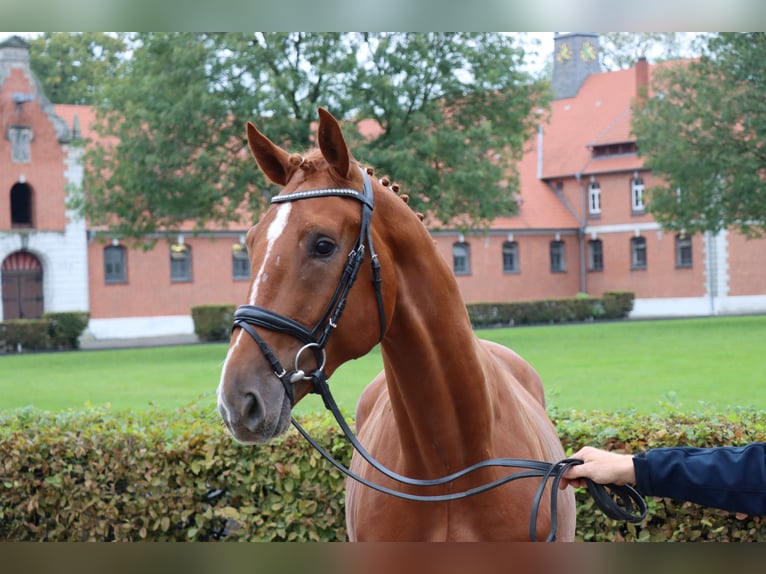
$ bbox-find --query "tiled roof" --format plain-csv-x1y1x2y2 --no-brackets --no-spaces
485,134,581,231
588,107,633,146
540,67,640,179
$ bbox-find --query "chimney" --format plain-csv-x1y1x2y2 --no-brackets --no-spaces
635,56,649,104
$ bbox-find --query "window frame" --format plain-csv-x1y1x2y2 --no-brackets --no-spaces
588,180,601,216
103,244,128,284
170,243,193,283
675,234,693,268
452,242,471,276
631,236,647,270
501,240,519,273
631,176,645,213
232,244,250,280
550,239,566,273
10,182,34,228
587,238,604,272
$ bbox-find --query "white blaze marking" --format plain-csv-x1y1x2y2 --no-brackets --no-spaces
218,202,292,406
249,202,292,305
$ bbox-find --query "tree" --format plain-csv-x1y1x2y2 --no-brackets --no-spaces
598,33,690,70
218,33,360,148
79,33,247,242
77,33,548,242
348,33,549,226
28,32,128,105
631,32,766,237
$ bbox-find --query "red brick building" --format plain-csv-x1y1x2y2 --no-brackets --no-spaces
433,33,766,319
1,33,764,341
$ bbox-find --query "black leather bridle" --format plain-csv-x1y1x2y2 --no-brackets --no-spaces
232,167,385,406
231,167,647,541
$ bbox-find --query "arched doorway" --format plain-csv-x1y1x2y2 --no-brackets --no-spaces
1,251,43,319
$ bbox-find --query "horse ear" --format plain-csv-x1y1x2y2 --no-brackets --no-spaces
317,107,352,180
246,122,292,186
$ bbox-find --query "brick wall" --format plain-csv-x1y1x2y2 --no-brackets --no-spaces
87,235,252,320
0,68,68,232
432,232,581,303
585,229,706,298
726,232,766,297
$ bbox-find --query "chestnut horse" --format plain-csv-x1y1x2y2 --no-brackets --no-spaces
217,108,576,541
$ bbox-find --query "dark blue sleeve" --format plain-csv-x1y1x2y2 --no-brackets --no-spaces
632,442,766,515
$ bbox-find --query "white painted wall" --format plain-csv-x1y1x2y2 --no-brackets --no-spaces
631,295,766,319
85,314,195,340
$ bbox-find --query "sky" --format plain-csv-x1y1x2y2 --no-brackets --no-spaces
4,0,765,31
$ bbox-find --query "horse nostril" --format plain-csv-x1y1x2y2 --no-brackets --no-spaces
242,391,265,428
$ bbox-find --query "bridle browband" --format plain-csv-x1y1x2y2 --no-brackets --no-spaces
231,166,647,541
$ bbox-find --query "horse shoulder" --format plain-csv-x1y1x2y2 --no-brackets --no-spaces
480,339,546,407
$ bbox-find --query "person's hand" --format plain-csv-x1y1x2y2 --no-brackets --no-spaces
559,446,636,490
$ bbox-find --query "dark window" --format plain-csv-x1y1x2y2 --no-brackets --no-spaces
170,243,192,282
550,240,566,272
588,239,603,271
676,234,693,268
104,245,127,284
232,244,250,280
591,142,638,157
452,242,470,275
631,236,647,270
502,241,519,273
10,182,33,227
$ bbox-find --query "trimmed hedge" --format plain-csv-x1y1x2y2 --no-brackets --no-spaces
0,312,90,353
601,290,636,320
0,319,51,353
191,304,236,342
0,403,764,541
44,312,91,350
0,405,347,541
467,291,634,328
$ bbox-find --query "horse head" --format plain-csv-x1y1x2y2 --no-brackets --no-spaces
217,108,395,444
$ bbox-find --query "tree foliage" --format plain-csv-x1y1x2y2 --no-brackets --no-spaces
349,33,548,226
28,32,128,105
79,33,248,241
598,32,692,71
632,32,766,237
76,33,549,241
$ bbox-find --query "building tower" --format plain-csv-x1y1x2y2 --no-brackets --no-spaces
551,32,601,100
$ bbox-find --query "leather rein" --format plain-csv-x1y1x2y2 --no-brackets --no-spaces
232,167,647,541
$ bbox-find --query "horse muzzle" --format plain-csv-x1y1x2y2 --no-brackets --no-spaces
217,371,293,445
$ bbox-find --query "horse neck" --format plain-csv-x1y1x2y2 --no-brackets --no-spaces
377,196,497,474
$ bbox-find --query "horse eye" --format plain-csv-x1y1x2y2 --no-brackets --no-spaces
312,238,336,258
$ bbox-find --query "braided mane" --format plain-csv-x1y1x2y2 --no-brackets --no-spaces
290,149,425,222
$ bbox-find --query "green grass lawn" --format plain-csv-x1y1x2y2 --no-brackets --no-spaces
0,315,764,415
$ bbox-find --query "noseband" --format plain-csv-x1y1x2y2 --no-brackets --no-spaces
232,167,385,406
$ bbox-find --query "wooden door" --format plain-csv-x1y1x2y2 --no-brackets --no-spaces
1,252,43,320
